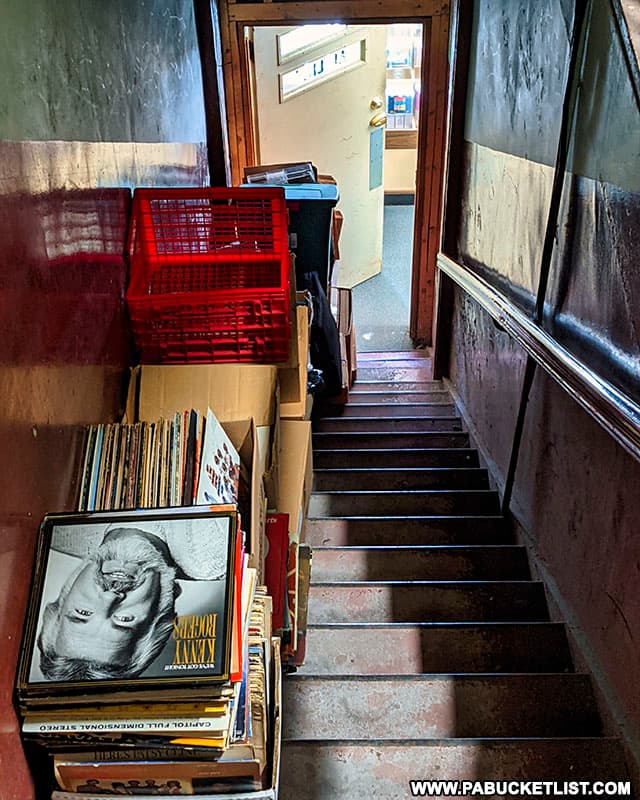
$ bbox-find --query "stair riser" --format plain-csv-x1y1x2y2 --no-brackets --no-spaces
279,741,629,800
302,624,573,674
343,391,450,403
336,404,457,417
303,518,509,546
313,432,470,449
313,469,489,492
353,369,434,382
313,449,479,469
283,675,600,739
308,583,549,623
309,491,500,517
314,417,463,433
311,547,529,582
351,381,444,392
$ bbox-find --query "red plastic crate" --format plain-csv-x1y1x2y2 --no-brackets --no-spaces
129,290,291,364
126,187,291,363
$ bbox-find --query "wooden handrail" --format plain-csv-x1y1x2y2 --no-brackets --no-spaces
437,252,640,462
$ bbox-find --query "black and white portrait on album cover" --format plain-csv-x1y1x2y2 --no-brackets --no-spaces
22,508,235,691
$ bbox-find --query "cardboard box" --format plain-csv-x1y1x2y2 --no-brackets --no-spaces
293,543,312,667
279,300,310,419
221,419,267,581
276,420,313,543
127,364,278,427
126,365,279,582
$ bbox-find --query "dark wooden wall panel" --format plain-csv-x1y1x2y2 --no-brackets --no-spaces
445,0,640,772
456,0,640,403
449,286,640,762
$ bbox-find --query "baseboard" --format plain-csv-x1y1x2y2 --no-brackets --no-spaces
384,192,414,206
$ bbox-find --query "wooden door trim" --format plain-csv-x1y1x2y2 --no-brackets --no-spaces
227,1,449,24
410,11,449,343
218,0,451,346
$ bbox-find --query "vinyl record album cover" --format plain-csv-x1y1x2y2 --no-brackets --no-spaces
16,506,237,703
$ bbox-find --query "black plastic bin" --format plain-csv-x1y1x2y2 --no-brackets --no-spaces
242,182,339,294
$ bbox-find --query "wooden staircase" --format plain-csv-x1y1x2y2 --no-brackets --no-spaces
278,357,629,799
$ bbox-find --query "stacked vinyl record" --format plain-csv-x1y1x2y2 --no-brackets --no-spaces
15,505,277,798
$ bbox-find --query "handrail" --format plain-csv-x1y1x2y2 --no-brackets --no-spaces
437,252,640,463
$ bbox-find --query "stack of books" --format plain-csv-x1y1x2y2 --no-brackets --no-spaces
15,505,278,798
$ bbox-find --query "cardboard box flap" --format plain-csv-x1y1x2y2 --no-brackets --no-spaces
132,365,278,427
276,420,313,542
222,418,266,582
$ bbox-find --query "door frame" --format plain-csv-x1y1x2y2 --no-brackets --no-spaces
217,0,451,345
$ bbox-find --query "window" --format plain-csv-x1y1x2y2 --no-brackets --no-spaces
277,24,348,64
279,39,366,102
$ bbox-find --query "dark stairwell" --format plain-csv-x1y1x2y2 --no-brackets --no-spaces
278,353,631,798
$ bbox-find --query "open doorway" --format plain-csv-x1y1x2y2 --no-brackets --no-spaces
215,1,450,349
249,23,423,352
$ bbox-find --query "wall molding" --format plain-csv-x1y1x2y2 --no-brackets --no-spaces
437,253,640,463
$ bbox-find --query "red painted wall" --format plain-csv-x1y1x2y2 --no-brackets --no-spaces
0,3,209,796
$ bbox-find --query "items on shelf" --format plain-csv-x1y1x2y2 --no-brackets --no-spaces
385,24,423,133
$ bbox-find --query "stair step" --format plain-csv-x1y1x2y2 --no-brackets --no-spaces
283,674,600,739
314,416,463,433
311,545,529,581
313,468,489,492
353,369,436,382
308,581,549,623
309,490,500,517
304,517,510,546
345,391,450,403
302,622,573,674
313,431,470,450
351,381,444,392
314,448,480,469
334,402,457,417
279,739,629,800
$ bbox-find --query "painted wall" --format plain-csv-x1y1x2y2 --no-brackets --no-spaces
446,0,640,772
383,146,417,193
0,2,208,796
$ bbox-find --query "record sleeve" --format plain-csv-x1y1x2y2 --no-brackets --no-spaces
16,506,238,706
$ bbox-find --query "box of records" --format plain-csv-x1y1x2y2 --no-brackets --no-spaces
15,505,281,798
75,406,267,582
